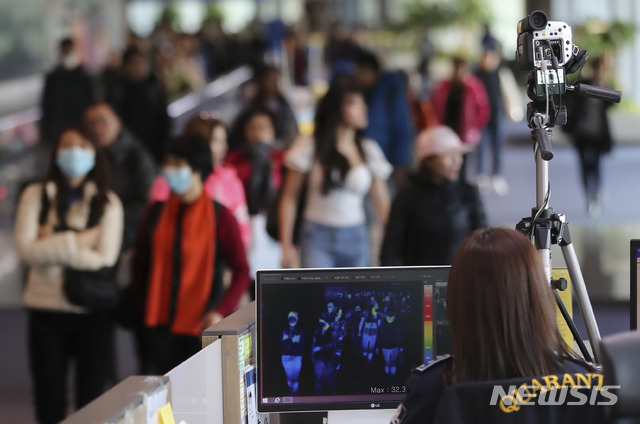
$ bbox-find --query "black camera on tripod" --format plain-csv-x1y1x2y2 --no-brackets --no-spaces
517,11,589,98
516,10,621,160
517,11,578,71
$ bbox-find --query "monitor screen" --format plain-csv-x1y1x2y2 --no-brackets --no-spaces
256,266,452,413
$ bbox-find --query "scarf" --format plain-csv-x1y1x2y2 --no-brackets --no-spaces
145,190,215,336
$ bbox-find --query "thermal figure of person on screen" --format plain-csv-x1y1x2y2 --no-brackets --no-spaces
281,311,304,395
312,313,337,395
326,301,336,321
378,309,402,377
359,299,381,362
348,304,363,354
330,306,348,370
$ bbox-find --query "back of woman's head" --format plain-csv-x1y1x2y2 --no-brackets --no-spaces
447,227,568,383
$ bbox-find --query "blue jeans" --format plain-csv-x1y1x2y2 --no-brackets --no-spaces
300,221,370,268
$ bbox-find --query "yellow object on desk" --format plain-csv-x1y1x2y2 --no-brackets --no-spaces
158,402,176,424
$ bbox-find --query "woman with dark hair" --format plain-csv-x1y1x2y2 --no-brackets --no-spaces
15,127,123,423
129,134,250,374
148,112,251,249
393,228,594,424
279,75,391,268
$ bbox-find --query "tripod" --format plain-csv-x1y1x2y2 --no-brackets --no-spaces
513,9,623,367
517,98,602,365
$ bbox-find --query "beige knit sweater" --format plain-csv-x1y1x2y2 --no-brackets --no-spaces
15,181,123,312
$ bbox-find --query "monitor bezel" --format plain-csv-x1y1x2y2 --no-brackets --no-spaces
255,266,450,413
631,240,639,330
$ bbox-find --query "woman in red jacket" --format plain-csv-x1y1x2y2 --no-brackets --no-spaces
430,56,491,179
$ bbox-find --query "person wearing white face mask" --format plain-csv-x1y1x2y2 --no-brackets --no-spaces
126,134,250,375
14,127,124,423
40,38,95,145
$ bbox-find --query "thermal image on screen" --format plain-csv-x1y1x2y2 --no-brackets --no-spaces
257,267,452,411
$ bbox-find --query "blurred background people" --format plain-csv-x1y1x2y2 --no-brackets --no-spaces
284,28,309,86
40,38,96,145
149,113,251,250
474,47,509,195
430,56,490,180
128,134,250,374
381,126,486,266
84,102,156,255
565,57,615,217
105,47,171,163
324,23,362,78
279,75,391,268
230,65,299,151
226,106,284,274
354,49,414,182
15,127,123,423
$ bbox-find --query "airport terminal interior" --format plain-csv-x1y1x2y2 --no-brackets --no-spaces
1,0,640,422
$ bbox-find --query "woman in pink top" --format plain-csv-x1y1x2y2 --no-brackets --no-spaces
148,113,251,248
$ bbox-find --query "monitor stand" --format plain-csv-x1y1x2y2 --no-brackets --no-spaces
326,409,396,424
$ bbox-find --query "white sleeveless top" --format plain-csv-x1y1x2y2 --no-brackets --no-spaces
285,136,392,227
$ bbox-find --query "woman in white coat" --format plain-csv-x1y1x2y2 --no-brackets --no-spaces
15,126,123,424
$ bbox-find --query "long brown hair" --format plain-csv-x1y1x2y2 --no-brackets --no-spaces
314,74,365,195
447,227,574,384
44,126,110,226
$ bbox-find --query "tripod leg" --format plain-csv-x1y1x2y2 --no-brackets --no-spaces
553,290,593,363
560,242,602,363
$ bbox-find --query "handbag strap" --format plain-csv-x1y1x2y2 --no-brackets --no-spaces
38,185,51,226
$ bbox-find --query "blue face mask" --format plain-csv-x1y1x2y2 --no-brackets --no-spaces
56,147,96,179
163,166,193,195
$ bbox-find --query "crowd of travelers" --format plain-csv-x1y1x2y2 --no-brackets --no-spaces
16,20,613,423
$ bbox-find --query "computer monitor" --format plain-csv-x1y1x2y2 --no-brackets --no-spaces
630,240,640,330
256,266,451,420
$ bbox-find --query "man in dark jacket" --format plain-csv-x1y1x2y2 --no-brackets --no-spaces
354,49,414,175
105,47,170,163
40,38,95,144
380,126,486,266
475,48,509,195
84,102,156,252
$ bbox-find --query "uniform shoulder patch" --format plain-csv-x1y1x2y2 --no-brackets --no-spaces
413,354,453,374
